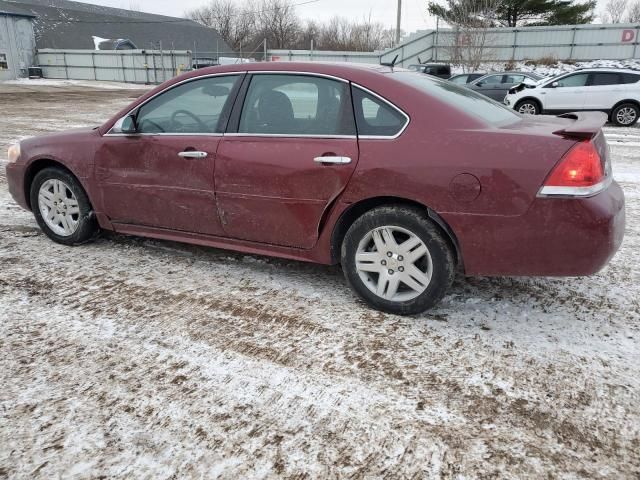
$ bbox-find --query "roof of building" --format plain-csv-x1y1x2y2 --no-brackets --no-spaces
0,0,36,17
3,0,233,56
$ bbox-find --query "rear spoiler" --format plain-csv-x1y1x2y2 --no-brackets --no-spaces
552,112,607,140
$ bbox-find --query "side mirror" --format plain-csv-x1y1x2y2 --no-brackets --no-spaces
475,81,484,87
550,81,559,88
112,114,137,134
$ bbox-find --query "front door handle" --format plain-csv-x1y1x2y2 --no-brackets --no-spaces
178,151,208,159
314,156,351,165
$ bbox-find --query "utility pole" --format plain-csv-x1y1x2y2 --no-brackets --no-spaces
395,0,402,46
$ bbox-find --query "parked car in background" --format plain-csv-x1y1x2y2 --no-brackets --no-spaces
449,72,485,84
408,63,451,79
468,72,544,101
504,68,640,126
5,63,625,315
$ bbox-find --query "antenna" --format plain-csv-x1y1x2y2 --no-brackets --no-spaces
381,55,399,69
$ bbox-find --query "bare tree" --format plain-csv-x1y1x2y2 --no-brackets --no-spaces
432,0,504,72
626,0,640,21
187,0,396,54
602,0,628,22
255,0,301,49
186,0,257,53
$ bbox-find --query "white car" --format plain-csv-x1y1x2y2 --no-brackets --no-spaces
504,68,640,126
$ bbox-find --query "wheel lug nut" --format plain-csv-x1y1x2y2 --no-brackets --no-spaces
398,266,404,272
388,269,394,274
398,255,404,261
387,252,393,257
381,260,387,266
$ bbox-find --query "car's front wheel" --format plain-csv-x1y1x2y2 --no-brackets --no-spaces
611,103,639,127
515,99,540,115
30,167,99,245
341,206,455,315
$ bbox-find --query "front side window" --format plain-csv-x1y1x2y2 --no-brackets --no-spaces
479,75,503,85
590,73,622,86
136,75,240,134
352,87,407,137
238,74,355,136
550,73,589,88
0,53,7,70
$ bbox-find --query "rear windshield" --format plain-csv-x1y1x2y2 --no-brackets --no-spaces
392,71,521,127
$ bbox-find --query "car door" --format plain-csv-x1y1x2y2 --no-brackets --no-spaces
539,72,589,112
470,74,505,100
581,72,624,110
214,73,359,249
95,74,242,235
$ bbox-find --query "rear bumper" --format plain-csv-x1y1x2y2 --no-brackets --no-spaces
445,180,625,276
5,162,30,211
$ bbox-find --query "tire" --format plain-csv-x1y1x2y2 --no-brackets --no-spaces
30,167,99,245
515,99,540,115
611,103,639,127
341,206,455,315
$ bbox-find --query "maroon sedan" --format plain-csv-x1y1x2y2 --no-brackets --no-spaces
5,63,625,315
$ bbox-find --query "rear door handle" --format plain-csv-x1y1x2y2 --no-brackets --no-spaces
178,151,208,159
314,156,351,165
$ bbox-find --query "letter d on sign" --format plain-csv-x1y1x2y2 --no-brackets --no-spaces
622,29,635,43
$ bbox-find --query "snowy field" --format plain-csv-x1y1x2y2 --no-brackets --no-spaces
0,81,639,479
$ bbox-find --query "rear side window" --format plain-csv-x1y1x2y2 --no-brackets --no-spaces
553,73,589,87
623,73,640,84
504,74,525,84
480,75,502,85
590,73,622,86
352,87,407,137
393,71,520,127
238,74,355,136
450,75,468,84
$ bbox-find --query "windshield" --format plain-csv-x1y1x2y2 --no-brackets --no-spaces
393,71,521,126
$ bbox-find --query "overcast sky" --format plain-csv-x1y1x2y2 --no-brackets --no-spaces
80,0,609,34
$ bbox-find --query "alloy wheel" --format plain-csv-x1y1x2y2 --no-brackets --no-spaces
38,179,80,236
616,107,637,126
355,226,433,302
518,103,537,115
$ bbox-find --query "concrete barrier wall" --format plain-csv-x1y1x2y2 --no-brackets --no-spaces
269,23,640,68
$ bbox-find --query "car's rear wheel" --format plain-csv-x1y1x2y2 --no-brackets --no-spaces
341,206,455,315
515,100,540,115
30,167,99,245
611,103,639,126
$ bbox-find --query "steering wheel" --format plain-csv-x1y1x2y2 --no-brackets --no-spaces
140,119,165,133
170,110,209,133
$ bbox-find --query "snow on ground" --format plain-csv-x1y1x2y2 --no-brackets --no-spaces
1,77,151,90
0,84,639,479
452,59,640,77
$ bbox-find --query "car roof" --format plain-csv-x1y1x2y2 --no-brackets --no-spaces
571,67,640,74
474,71,542,81
191,61,405,78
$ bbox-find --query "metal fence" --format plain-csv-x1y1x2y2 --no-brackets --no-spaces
268,23,640,68
36,49,192,84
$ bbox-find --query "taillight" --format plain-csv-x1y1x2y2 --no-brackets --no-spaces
538,140,610,197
